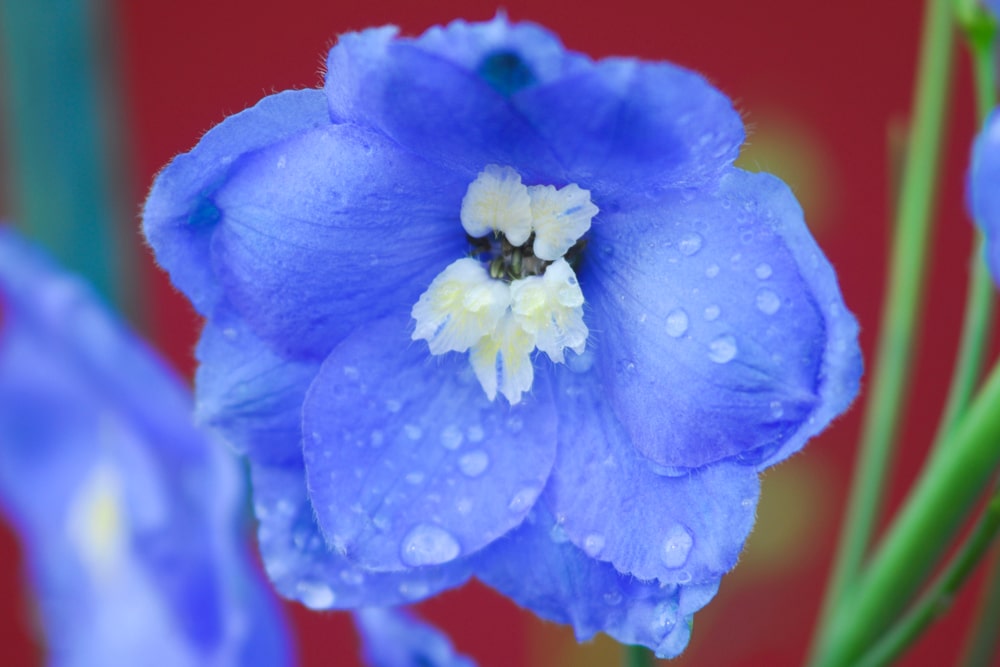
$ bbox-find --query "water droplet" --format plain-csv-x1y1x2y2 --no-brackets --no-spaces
508,487,539,513
340,570,364,586
661,525,693,568
755,263,773,280
550,523,569,544
467,425,485,443
437,425,464,450
385,399,402,413
603,590,623,606
404,424,423,440
400,524,461,566
566,349,594,373
276,155,287,169
676,570,693,584
651,601,677,640
756,289,781,315
506,416,523,433
703,304,720,321
708,335,737,363
583,533,606,557
222,327,238,340
458,450,490,477
705,263,720,278
456,498,472,514
678,232,703,256
296,581,335,609
741,497,755,508
638,312,648,324
398,580,430,600
665,309,689,338
405,471,425,485
769,400,784,419
370,430,384,448
342,365,360,380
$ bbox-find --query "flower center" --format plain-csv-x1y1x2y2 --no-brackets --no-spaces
411,165,598,404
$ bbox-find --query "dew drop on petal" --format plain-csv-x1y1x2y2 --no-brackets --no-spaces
651,601,677,641
603,590,624,606
386,399,402,413
661,524,693,568
678,232,703,256
400,524,462,566
398,580,430,601
458,450,490,477
676,570,693,584
508,487,539,513
440,425,464,450
456,498,472,515
296,581,335,609
770,400,784,419
703,304,720,321
756,288,781,315
705,263,720,278
583,533,606,557
665,309,689,338
405,471,425,485
566,349,594,373
755,263,773,279
404,424,423,441
339,570,364,586
708,335,738,363
467,425,485,443
549,523,569,544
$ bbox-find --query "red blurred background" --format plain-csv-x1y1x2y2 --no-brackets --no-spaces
1,0,994,665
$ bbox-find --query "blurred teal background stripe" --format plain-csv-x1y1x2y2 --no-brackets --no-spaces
0,0,137,314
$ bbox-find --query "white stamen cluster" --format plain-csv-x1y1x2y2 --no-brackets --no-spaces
412,165,597,404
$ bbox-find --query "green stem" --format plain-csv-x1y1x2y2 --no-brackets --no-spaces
808,0,955,661
0,0,137,315
932,245,996,450
854,491,1000,667
624,645,656,667
933,0,999,452
815,361,1000,666
959,544,1000,666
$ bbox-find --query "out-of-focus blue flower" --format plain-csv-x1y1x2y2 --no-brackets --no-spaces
0,227,292,666
354,608,475,667
970,108,1000,285
142,17,861,657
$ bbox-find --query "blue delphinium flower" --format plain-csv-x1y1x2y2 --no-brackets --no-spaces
354,608,476,667
970,108,1000,285
143,17,861,657
0,228,292,666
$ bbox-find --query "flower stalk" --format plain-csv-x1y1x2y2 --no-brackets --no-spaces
810,0,956,660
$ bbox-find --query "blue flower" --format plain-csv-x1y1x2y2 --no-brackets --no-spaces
354,608,476,667
970,107,1000,286
0,227,292,666
142,17,861,657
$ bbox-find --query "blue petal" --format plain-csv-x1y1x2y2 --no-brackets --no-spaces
545,365,759,583
143,89,330,318
252,463,472,608
206,122,468,359
0,228,292,666
472,504,719,659
195,307,320,465
302,314,557,571
581,168,861,469
354,608,476,667
511,57,745,195
415,16,589,93
970,107,1000,286
324,25,564,181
